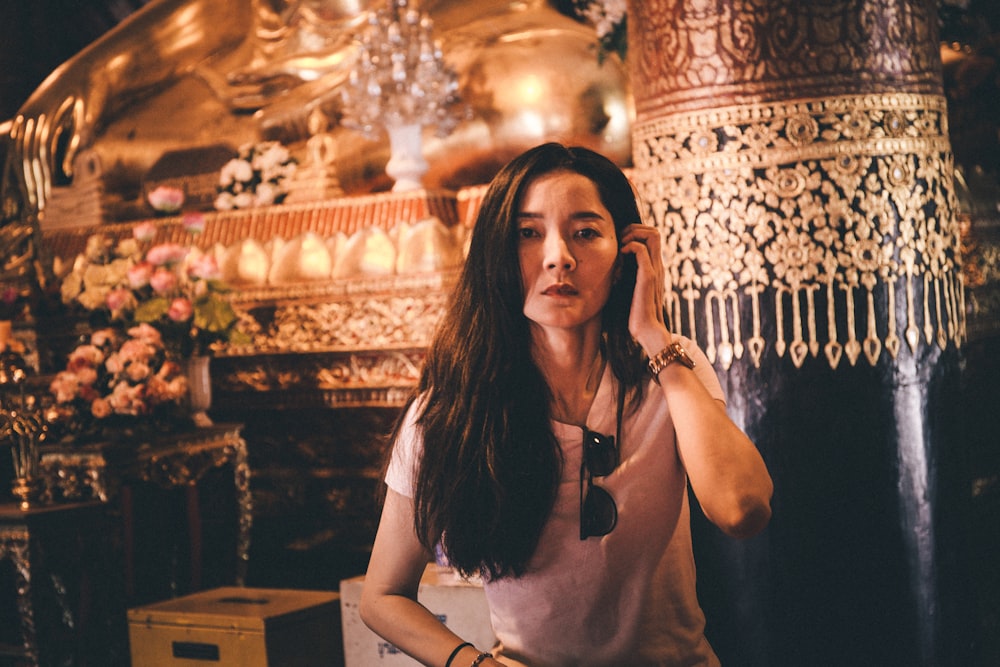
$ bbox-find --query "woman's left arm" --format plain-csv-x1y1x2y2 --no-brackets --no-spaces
655,362,773,538
621,223,773,539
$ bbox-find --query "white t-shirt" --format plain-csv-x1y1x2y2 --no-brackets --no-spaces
386,338,723,667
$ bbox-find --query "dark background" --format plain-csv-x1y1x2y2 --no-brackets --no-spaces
0,0,152,122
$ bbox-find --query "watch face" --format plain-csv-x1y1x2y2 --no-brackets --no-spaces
674,343,695,368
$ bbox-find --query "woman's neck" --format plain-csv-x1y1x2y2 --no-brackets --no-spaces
532,327,605,425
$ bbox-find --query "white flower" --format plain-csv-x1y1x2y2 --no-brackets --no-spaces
214,192,235,211
604,0,626,23
218,164,235,188
231,159,255,184
215,141,296,211
234,192,256,209
574,0,627,59
255,182,277,206
254,142,290,171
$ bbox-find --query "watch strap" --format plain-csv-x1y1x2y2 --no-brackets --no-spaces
648,341,695,384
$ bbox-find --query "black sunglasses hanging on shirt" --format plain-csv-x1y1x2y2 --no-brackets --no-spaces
579,389,625,540
580,428,618,539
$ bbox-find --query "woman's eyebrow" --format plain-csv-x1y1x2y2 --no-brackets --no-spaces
516,210,606,221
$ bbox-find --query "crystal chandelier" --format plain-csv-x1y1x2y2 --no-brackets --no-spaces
340,0,464,191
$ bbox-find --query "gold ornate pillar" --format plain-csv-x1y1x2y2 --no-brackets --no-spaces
626,1,969,665
629,0,962,368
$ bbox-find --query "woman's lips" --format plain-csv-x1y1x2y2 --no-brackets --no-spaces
543,283,578,296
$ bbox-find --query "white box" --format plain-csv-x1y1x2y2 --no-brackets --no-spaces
341,563,495,666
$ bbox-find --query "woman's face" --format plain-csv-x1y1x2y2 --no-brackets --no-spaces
516,170,620,335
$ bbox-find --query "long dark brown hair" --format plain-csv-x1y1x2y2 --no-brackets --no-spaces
397,143,648,579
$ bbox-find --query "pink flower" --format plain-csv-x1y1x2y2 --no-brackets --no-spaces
187,254,221,281
78,383,99,402
119,339,155,364
104,352,124,375
128,262,153,289
145,243,189,266
126,361,152,382
108,381,145,415
161,359,182,376
148,186,185,213
49,371,82,403
68,345,104,370
149,267,178,294
147,363,188,402
146,361,187,403
90,328,117,348
145,375,169,401
91,397,112,419
182,212,206,235
105,287,135,314
167,297,194,322
74,366,99,388
133,222,157,243
128,323,163,346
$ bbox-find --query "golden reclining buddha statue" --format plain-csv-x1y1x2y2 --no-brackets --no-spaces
2,0,631,232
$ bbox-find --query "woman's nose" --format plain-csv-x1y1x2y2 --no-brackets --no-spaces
544,237,575,270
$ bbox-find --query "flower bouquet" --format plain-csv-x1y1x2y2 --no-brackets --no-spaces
59,234,141,315
48,324,189,439
59,229,247,358
214,141,297,211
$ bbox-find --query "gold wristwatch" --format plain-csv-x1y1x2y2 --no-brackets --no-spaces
648,341,695,384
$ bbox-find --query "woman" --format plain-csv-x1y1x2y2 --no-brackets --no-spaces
360,143,773,666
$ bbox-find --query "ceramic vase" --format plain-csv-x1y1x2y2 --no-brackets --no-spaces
385,123,428,192
186,355,213,427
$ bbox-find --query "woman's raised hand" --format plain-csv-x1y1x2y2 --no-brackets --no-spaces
619,223,671,355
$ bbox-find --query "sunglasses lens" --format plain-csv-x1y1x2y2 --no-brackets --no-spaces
581,483,618,538
584,431,617,476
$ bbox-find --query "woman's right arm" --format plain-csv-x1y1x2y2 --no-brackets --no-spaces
360,488,500,666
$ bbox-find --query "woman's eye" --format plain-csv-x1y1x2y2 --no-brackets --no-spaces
518,227,538,239
576,228,600,240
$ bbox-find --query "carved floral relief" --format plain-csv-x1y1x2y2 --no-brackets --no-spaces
628,0,961,369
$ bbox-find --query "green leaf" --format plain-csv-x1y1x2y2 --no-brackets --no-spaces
133,297,170,323
193,295,237,334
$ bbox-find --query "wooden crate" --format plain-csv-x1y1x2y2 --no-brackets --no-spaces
128,587,342,667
